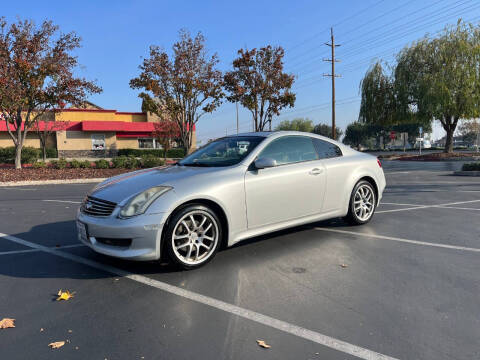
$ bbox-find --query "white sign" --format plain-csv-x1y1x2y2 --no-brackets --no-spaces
416,137,424,142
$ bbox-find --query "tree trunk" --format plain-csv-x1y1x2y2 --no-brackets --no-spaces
42,145,47,162
444,128,454,153
442,115,458,154
15,144,23,169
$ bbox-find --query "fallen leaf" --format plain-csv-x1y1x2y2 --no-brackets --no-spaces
340,263,348,268
48,341,65,349
256,340,271,349
0,318,15,329
56,290,75,301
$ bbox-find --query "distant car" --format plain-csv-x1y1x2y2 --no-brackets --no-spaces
77,131,386,269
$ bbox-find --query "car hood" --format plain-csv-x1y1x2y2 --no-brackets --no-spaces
89,165,217,204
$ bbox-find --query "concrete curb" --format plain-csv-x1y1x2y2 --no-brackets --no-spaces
0,178,106,187
453,171,480,177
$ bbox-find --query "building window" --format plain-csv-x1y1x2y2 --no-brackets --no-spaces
92,134,106,150
138,138,162,149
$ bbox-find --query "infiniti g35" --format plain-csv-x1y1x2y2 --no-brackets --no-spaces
76,131,386,269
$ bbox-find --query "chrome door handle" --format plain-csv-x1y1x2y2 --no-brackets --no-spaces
309,168,323,175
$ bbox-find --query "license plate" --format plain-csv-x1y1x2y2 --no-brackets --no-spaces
76,221,88,243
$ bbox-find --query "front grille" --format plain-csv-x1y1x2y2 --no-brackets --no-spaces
81,196,117,217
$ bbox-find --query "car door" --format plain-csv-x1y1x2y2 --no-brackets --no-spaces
244,135,326,229
311,137,347,212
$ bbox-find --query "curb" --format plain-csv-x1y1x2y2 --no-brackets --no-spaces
453,171,480,177
0,178,106,187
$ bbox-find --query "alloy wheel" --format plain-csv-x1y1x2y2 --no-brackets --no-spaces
353,184,375,221
171,210,219,266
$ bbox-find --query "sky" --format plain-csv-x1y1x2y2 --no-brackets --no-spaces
3,0,480,144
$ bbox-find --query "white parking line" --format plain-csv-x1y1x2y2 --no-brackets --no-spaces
0,231,397,360
42,200,82,204
376,199,480,214
315,227,480,253
0,243,84,256
439,206,480,211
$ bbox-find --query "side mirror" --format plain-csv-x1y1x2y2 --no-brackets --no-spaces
254,157,277,169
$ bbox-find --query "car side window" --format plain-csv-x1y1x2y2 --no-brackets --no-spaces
312,138,343,159
258,136,318,165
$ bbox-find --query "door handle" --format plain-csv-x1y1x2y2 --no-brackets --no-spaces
309,168,323,175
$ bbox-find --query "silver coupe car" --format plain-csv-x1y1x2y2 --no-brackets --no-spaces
77,131,386,269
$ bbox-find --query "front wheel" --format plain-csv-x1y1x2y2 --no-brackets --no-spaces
344,180,376,225
165,204,222,269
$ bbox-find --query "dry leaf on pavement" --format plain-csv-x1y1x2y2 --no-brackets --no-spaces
56,290,75,301
256,340,271,349
48,341,65,349
340,263,348,268
0,318,15,329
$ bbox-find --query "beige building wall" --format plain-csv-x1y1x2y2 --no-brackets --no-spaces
56,131,116,150
116,138,139,149
0,133,55,148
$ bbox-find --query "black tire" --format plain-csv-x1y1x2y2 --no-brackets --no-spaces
344,180,377,225
164,204,222,270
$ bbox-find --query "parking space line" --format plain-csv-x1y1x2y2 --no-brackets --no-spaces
376,199,480,214
376,206,428,213
42,200,82,204
0,231,397,360
438,206,480,211
0,243,85,256
0,248,39,256
380,202,426,207
315,227,480,253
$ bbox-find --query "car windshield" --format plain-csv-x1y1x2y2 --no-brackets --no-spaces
178,136,265,167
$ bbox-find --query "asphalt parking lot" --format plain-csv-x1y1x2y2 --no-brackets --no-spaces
1,160,479,360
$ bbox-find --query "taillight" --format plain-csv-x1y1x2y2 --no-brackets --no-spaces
377,158,382,168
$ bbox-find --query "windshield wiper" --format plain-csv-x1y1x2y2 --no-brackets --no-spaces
180,162,211,167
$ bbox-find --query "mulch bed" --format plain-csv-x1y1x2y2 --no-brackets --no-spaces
0,168,139,182
397,152,480,161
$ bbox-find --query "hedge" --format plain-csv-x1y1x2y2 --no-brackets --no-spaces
462,162,480,171
117,148,185,158
0,146,58,163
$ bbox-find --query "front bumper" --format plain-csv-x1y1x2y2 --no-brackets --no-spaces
76,208,167,261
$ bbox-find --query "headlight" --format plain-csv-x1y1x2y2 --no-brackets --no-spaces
119,186,172,218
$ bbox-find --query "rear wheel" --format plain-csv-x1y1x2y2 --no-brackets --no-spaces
165,204,222,269
345,180,376,225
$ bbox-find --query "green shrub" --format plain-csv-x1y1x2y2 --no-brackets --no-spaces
70,159,82,168
45,148,58,158
462,162,480,171
112,156,127,168
141,155,164,168
94,159,110,169
33,161,47,168
0,146,41,164
79,160,92,168
166,148,185,158
50,158,68,169
124,156,139,169
117,148,185,158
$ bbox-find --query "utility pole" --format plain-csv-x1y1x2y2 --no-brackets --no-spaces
236,102,239,134
323,27,341,140
268,113,272,131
